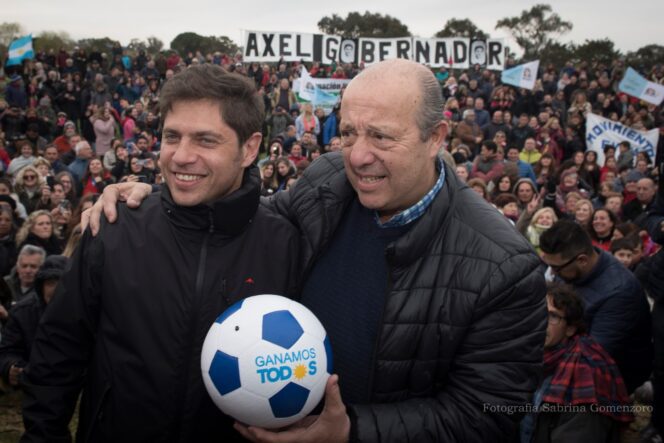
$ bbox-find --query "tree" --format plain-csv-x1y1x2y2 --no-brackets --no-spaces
34,31,75,53
495,4,573,60
77,37,119,54
0,22,24,55
539,41,574,68
317,11,410,38
435,18,488,40
626,44,664,72
170,32,238,56
572,39,620,66
146,36,164,54
127,38,147,54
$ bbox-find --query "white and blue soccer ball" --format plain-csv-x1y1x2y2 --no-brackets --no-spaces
201,294,333,429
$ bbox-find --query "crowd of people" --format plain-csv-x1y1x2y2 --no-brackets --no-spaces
0,41,662,442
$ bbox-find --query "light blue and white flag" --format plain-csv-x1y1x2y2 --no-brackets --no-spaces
619,67,664,106
6,34,34,66
501,60,539,90
313,85,339,109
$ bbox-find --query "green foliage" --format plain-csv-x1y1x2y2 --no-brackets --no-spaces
34,31,75,53
317,11,410,38
626,44,664,71
539,41,574,67
495,4,572,60
170,32,238,56
573,39,620,65
76,37,119,54
435,18,488,40
0,22,24,56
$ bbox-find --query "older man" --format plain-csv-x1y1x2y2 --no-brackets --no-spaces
89,59,547,442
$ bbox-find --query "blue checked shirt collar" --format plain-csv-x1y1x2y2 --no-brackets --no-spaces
376,158,445,228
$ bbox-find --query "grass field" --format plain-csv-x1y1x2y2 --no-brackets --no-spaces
0,388,78,443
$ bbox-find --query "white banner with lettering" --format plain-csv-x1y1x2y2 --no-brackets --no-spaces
243,31,505,69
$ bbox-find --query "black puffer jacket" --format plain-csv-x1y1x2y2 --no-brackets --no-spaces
270,153,547,442
21,167,300,443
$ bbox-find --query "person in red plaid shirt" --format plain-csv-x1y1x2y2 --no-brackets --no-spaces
521,283,633,443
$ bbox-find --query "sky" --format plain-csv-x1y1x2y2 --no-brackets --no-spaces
4,0,663,54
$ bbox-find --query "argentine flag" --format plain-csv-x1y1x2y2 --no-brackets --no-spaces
619,67,664,106
501,60,539,91
7,34,34,66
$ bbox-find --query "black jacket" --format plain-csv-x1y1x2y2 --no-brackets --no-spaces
21,166,300,443
270,153,548,442
0,292,46,384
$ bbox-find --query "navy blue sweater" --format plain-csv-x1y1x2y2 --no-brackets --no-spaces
301,198,410,404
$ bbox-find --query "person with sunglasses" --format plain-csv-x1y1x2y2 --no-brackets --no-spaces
539,220,652,395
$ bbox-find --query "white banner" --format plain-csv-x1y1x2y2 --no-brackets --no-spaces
585,113,659,166
242,31,505,70
243,31,315,62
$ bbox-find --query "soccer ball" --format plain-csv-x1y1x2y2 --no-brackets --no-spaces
201,294,333,429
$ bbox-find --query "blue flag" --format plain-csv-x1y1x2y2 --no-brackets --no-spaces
7,35,34,66
619,67,664,106
501,60,539,90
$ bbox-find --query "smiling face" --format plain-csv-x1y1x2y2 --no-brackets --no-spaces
574,202,592,224
592,209,613,237
159,100,259,206
339,63,445,222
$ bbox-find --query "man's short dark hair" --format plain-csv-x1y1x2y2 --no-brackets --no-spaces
610,235,639,253
540,220,593,259
482,140,498,153
159,64,264,146
547,282,586,334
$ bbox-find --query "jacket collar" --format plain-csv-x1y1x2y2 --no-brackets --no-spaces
161,165,261,236
386,161,458,268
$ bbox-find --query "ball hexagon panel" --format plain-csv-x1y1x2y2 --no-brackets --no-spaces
262,310,304,349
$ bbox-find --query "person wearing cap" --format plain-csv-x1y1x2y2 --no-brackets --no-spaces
4,74,27,109
0,255,68,388
53,121,79,159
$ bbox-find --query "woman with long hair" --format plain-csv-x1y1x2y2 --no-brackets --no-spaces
14,165,50,214
54,170,80,208
16,210,63,255
295,103,320,140
522,207,557,256
533,154,557,189
588,208,618,251
573,198,594,229
260,161,278,197
491,174,514,201
579,150,601,193
81,157,114,196
91,106,118,157
275,156,295,192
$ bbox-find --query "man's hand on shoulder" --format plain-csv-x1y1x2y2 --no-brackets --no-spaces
83,182,153,236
